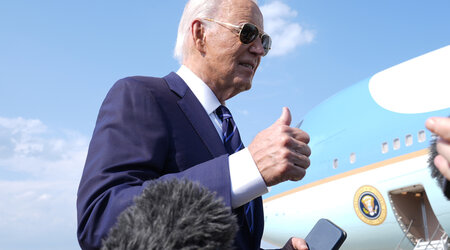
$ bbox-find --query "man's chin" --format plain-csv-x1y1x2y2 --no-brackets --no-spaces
234,77,253,91
237,81,252,92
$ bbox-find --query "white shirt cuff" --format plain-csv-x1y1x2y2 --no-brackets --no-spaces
229,148,268,208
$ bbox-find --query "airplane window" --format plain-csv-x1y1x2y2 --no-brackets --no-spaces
418,130,426,142
382,142,389,154
333,158,338,169
393,138,400,150
350,152,356,164
405,134,413,146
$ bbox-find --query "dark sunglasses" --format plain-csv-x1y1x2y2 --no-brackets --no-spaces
203,18,272,56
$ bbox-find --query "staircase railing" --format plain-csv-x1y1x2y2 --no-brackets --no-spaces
396,219,415,250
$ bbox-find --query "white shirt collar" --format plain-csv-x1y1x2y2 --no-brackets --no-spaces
176,65,222,115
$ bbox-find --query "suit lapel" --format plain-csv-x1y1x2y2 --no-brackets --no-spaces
163,72,226,158
165,72,263,245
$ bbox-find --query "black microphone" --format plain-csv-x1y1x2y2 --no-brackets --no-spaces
101,178,238,250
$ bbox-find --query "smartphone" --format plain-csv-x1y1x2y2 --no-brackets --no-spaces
305,218,347,250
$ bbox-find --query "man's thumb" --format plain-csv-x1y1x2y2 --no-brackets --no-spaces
276,107,292,126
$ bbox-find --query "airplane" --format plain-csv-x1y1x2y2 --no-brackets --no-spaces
262,45,450,249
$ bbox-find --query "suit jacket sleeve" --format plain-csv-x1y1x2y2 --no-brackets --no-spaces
76,78,232,250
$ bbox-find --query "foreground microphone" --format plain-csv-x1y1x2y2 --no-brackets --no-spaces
101,179,238,250
428,135,450,200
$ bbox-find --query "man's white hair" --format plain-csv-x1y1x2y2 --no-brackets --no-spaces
173,0,257,64
174,0,222,64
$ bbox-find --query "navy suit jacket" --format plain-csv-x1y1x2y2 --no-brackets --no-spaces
77,72,264,250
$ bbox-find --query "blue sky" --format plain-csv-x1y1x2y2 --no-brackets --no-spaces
0,0,449,249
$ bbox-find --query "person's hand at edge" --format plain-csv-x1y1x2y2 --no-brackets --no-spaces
426,117,450,180
281,237,309,250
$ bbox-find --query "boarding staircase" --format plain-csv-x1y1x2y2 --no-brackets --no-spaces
413,220,449,250
396,219,449,250
413,235,448,250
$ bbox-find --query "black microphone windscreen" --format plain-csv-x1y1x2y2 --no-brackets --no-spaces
428,137,444,182
101,178,238,250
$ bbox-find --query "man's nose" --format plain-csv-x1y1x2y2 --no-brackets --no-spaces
249,37,265,56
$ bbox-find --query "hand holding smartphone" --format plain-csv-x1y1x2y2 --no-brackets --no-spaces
305,218,347,250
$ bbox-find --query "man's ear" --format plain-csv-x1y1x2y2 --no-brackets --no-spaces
191,20,207,54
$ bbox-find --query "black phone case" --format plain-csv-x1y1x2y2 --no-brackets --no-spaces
305,218,347,250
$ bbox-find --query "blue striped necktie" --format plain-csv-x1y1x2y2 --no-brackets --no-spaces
216,105,255,234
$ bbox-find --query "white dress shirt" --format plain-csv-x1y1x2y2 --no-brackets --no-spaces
177,65,268,208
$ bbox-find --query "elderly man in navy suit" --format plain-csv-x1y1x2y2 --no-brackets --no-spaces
76,0,311,249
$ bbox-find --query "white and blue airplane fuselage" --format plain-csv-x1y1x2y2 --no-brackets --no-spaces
263,45,450,249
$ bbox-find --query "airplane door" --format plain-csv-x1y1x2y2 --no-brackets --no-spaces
389,185,449,249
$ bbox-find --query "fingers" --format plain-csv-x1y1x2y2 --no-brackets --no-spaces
249,106,311,186
269,146,309,182
279,135,311,170
285,164,307,182
276,107,292,126
426,116,450,181
282,237,309,250
426,117,450,141
291,237,309,250
434,155,450,181
288,138,312,157
290,128,310,144
286,143,311,171
275,107,309,143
